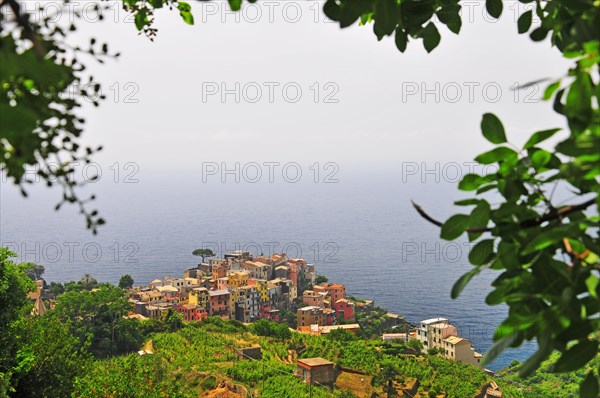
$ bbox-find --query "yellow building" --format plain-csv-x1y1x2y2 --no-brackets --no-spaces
253,279,270,302
189,287,209,310
227,271,250,288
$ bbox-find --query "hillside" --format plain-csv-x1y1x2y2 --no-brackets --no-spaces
72,317,592,398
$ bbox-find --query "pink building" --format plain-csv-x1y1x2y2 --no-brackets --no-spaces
208,289,230,317
313,283,346,303
303,290,325,308
173,304,208,322
334,299,355,321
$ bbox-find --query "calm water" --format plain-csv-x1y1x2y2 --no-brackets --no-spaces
0,169,536,370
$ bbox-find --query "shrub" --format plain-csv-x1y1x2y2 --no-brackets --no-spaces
200,376,217,391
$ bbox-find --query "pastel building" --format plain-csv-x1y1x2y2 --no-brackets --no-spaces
208,289,230,317
188,287,209,309
297,306,323,328
173,304,207,322
334,299,355,321
416,317,449,350
242,261,271,281
303,290,325,308
227,270,250,288
442,336,483,367
313,283,346,303
232,285,261,322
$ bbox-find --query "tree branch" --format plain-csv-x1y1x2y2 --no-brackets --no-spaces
3,0,45,57
411,197,597,233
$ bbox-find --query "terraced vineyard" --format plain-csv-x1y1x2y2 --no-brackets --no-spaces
73,318,597,397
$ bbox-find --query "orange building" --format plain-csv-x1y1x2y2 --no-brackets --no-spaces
313,283,346,303
212,264,227,280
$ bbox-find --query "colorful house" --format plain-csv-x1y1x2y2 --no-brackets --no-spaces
173,304,208,322
334,299,355,321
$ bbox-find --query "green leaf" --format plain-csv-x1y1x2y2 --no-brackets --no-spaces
530,149,552,168
441,214,470,240
585,274,599,299
373,0,398,38
530,27,549,42
543,81,560,100
469,239,495,265
565,72,594,133
454,199,481,206
436,4,461,34
517,10,532,34
421,22,441,53
401,0,435,30
151,0,164,8
523,227,573,255
451,267,481,299
469,201,490,229
178,2,194,25
134,10,147,30
481,333,518,366
486,0,503,18
523,128,561,149
553,340,598,373
481,113,507,144
395,29,408,52
338,1,372,28
228,0,242,11
459,174,482,191
323,0,340,21
580,371,599,398
475,147,518,165
518,330,553,377
476,184,497,194
497,241,519,270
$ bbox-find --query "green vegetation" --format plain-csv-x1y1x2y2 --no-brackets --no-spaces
2,1,598,393
354,303,410,339
73,319,597,398
497,352,600,398
23,263,45,281
118,274,134,289
50,284,143,358
0,248,36,396
250,319,292,340
192,248,215,263
1,251,597,396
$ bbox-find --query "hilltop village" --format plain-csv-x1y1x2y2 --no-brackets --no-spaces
126,250,483,368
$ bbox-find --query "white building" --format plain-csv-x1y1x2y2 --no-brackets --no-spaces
416,317,449,350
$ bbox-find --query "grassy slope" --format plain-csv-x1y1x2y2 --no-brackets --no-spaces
72,318,594,398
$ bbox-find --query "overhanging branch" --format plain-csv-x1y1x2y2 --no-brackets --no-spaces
411,197,597,233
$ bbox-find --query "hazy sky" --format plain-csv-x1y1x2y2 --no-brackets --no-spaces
38,0,568,174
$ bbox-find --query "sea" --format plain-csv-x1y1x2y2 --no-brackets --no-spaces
0,167,537,370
